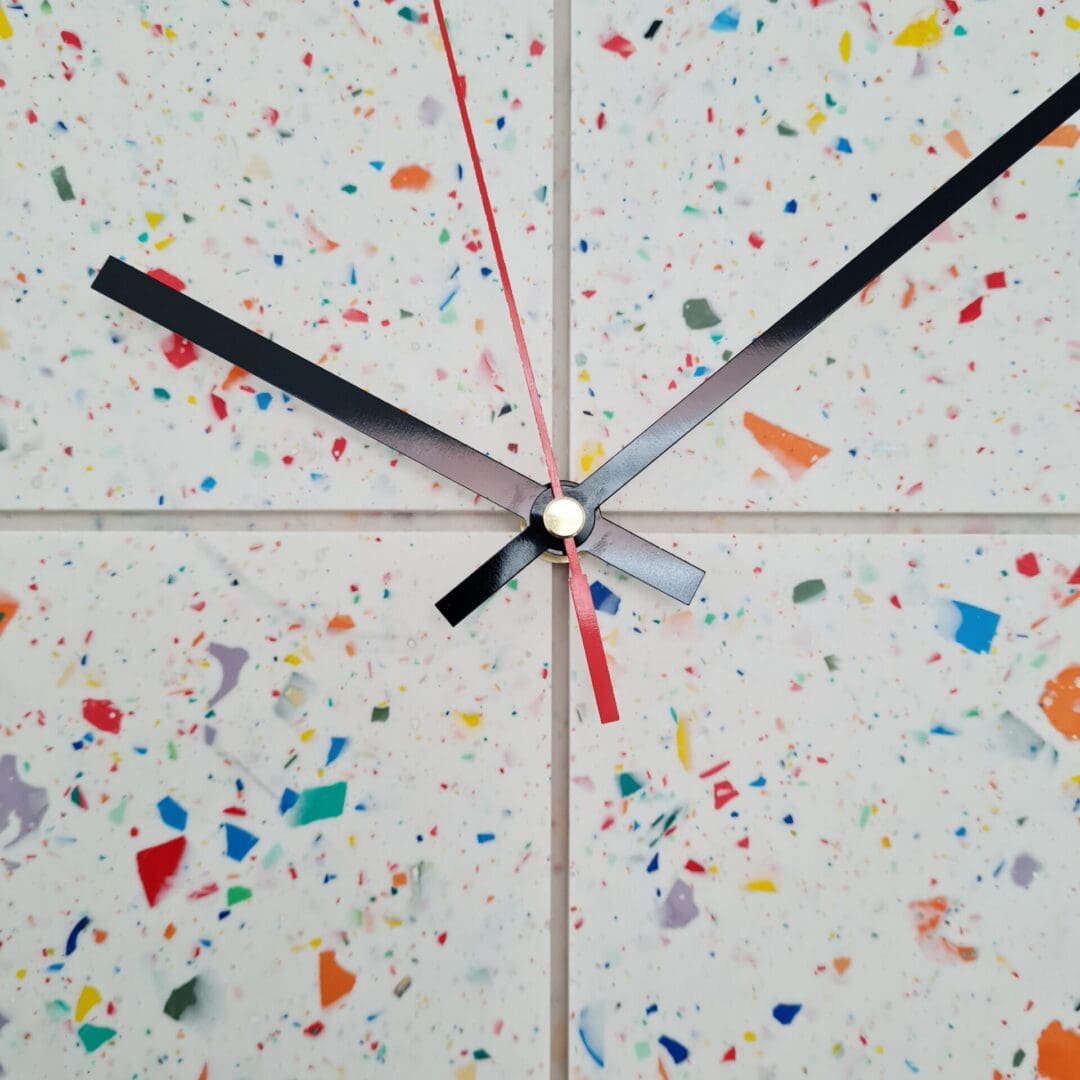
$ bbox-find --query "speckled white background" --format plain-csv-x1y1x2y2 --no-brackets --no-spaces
569,533,1079,1076
1,531,550,1076
1,2,1078,1078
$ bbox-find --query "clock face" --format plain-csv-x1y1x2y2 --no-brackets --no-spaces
2,1,1079,1078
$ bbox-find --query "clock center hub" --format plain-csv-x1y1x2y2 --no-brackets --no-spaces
542,496,586,540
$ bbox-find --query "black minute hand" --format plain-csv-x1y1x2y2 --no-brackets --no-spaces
439,73,1080,622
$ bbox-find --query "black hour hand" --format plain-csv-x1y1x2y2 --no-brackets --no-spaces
91,256,543,517
91,257,704,610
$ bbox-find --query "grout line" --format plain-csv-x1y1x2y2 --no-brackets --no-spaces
608,511,1080,535
551,5,571,484
0,510,518,532
550,0,572,1076
549,563,570,1080
1,510,1078,535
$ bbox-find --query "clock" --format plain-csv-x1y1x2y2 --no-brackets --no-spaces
1,1,1078,1078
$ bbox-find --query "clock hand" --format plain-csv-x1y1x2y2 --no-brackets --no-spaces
91,258,703,605
92,257,544,516
434,0,618,722
437,520,550,628
440,72,1080,622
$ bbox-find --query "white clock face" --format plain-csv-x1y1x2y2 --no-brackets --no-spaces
2,1,1078,1078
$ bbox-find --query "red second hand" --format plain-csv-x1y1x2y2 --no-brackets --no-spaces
433,0,618,723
